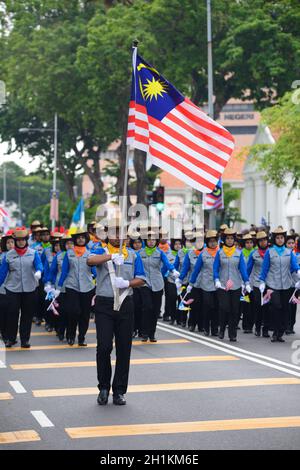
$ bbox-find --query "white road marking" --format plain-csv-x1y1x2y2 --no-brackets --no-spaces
31,411,54,428
163,323,300,371
157,324,300,378
9,381,27,394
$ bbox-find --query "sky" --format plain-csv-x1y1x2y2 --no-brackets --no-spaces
0,142,40,174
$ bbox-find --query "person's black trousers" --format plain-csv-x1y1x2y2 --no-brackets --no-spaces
0,293,8,341
141,287,163,339
269,288,290,338
250,287,269,334
5,289,38,344
241,300,254,331
165,281,180,323
36,281,45,321
163,278,170,320
65,288,94,342
94,295,134,395
133,288,143,334
202,290,219,335
217,288,241,340
188,287,202,330
57,293,67,339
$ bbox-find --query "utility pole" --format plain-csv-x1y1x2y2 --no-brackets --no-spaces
3,162,7,206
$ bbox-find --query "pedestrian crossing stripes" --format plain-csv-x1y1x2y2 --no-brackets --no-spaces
0,339,189,352
32,377,300,398
10,355,239,370
0,430,40,444
65,416,300,439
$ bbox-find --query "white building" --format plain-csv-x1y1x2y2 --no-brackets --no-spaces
242,125,300,232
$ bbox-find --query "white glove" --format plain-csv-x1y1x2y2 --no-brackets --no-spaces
54,289,61,299
215,279,222,289
297,270,300,279
111,254,125,266
245,283,252,294
34,271,42,281
259,282,266,293
114,277,130,289
172,270,180,279
175,278,182,290
44,283,52,294
295,280,300,289
186,284,193,294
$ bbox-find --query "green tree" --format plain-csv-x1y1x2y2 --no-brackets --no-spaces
219,182,246,227
251,91,300,189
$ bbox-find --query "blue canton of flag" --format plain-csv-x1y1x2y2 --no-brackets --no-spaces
204,179,224,210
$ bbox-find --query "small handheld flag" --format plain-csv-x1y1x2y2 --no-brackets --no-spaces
204,179,224,210
127,50,234,193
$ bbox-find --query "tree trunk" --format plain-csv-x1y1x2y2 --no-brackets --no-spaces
133,149,147,204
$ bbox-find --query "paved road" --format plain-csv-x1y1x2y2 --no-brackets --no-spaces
1,312,300,450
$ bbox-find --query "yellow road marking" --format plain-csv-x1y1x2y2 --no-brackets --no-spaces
0,430,40,444
28,329,97,337
32,377,300,398
11,355,238,370
65,416,300,439
1,339,189,352
0,393,13,400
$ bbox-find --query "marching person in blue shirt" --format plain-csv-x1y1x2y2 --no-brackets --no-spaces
259,227,300,342
56,229,96,347
0,229,43,348
213,228,251,342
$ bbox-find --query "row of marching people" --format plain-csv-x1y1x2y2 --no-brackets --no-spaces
168,227,300,343
0,222,299,349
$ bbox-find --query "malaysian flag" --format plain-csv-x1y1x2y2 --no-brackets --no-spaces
204,179,224,210
127,51,234,193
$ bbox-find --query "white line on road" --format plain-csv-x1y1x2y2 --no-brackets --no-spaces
9,381,27,394
160,323,300,372
31,411,54,428
157,324,300,378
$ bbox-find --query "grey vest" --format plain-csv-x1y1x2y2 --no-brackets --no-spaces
266,247,293,290
54,252,66,293
219,249,243,290
165,251,176,284
91,250,145,298
187,250,200,286
249,250,264,288
65,250,95,293
178,249,188,284
139,248,164,292
198,250,216,292
4,248,39,293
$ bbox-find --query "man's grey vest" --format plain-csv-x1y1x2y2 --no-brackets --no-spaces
91,250,145,298
187,250,200,287
165,251,176,284
65,250,94,293
5,248,38,293
178,249,188,284
266,247,294,290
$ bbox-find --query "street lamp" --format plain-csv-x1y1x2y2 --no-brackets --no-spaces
19,113,58,231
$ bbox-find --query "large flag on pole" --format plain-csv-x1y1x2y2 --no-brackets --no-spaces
127,52,234,193
204,179,224,210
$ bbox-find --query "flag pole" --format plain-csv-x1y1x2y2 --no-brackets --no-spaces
115,39,139,310
207,0,215,230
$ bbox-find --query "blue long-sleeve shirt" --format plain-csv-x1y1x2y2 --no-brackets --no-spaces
179,252,191,281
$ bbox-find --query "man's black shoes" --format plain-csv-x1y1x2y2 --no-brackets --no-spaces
113,394,126,406
97,389,109,406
